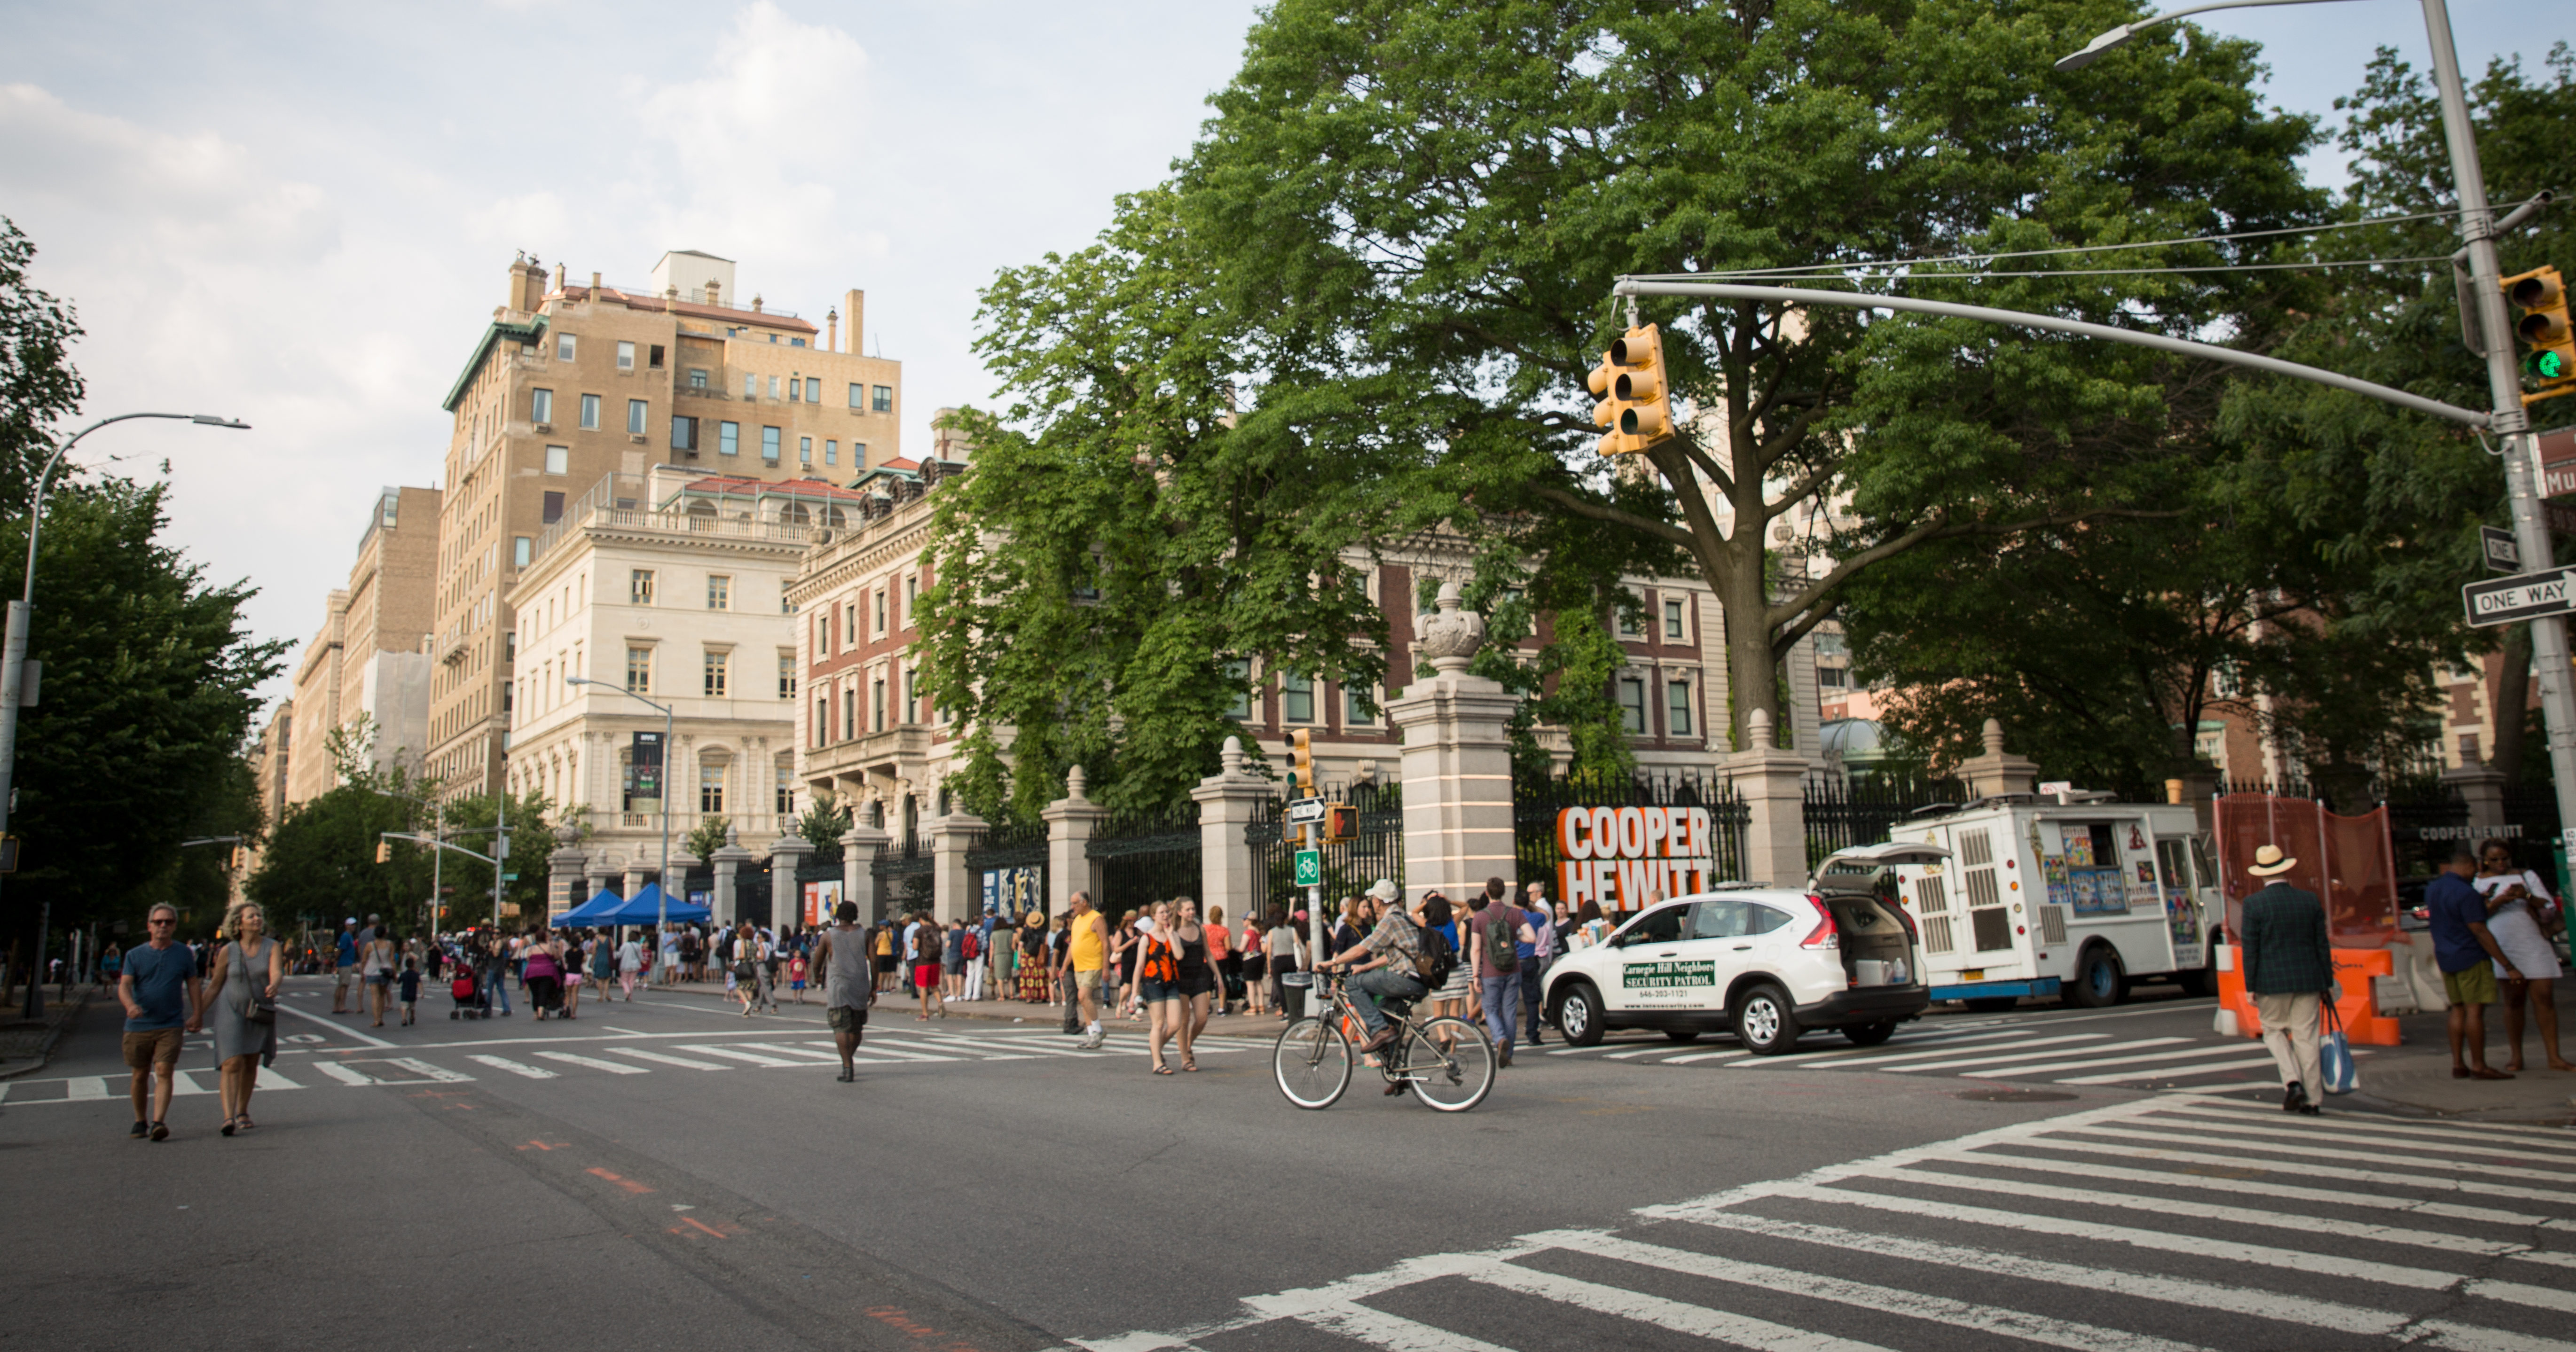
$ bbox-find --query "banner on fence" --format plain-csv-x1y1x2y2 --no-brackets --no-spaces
802,879,842,927
982,866,1043,920
1555,805,1718,910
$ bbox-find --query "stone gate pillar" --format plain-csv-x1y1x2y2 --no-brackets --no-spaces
841,822,889,922
711,825,756,929
1728,709,1810,888
1388,583,1520,905
547,828,589,923
929,812,987,923
769,828,812,933
1044,766,1107,915
1194,738,1271,931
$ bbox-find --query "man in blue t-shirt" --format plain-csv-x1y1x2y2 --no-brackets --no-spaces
332,918,358,1013
118,904,204,1141
2425,848,2519,1080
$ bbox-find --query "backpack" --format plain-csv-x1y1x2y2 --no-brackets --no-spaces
1483,905,1521,975
961,931,980,961
1415,923,1453,989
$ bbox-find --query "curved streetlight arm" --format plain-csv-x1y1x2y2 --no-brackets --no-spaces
565,675,677,936
2058,0,2352,71
22,412,250,606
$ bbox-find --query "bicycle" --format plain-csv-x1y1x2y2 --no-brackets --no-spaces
1273,971,1496,1111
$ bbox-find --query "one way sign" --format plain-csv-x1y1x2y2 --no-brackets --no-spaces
2464,567,2576,627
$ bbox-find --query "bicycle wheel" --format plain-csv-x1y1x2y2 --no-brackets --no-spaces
1273,1016,1352,1110
1402,1016,1496,1112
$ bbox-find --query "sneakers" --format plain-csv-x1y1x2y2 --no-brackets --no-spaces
1081,1030,1107,1050
129,1120,148,1140
1359,1028,1397,1054
148,1120,169,1142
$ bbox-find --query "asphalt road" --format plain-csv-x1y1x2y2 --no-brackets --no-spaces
4,977,2567,1351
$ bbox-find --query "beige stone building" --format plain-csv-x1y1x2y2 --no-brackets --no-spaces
283,486,440,802
428,250,903,799
506,470,866,890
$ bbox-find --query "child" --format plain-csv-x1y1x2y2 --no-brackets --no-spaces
788,951,809,1004
397,957,422,1025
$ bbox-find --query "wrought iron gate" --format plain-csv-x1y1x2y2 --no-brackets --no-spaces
1249,781,1402,920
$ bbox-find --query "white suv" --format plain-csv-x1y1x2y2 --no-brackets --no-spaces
1541,842,1942,1054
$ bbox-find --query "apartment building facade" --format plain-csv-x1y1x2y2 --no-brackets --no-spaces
426,249,904,798
507,471,867,884
283,486,440,803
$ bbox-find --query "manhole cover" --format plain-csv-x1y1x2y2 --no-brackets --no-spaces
1956,1088,2078,1103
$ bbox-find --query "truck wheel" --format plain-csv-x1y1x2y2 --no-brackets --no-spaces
2068,945,2128,1008
2174,958,2217,998
1733,983,1803,1055
1555,982,1606,1047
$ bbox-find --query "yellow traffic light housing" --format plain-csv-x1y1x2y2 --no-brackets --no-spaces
2504,266,2576,404
231,846,248,870
1586,324,1676,455
1323,803,1359,844
1287,728,1317,799
375,840,392,864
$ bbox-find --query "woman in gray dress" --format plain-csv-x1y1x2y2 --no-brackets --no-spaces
203,900,283,1136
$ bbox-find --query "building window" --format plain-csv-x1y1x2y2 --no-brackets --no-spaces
786,375,801,403
1281,672,1315,724
902,668,918,724
778,654,796,699
1819,665,1849,689
556,334,576,361
848,382,864,408
627,399,647,435
872,677,886,731
630,569,655,605
799,436,812,465
702,649,729,698
776,763,794,816
762,426,781,462
650,344,666,369
825,438,838,466
744,373,758,399
872,385,894,413
902,576,917,629
699,763,724,814
1617,677,1647,734
1616,599,1641,639
800,377,817,404
1346,681,1377,726
781,584,793,615
1225,659,1252,719
617,341,635,371
874,590,887,634
707,574,731,610
1667,680,1693,736
531,388,553,425
512,536,531,569
544,445,568,475
719,422,739,456
1664,598,1686,640
815,697,828,748
579,393,600,430
688,367,708,390
768,376,781,399
542,490,565,524
625,646,652,694
670,415,698,451
841,687,856,742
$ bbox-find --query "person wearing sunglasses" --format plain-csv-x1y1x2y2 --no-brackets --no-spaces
117,904,205,1142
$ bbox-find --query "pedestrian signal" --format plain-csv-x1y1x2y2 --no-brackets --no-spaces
2504,266,2576,400
1323,803,1359,844
1586,323,1676,456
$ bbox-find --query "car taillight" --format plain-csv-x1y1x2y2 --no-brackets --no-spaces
1800,894,1838,950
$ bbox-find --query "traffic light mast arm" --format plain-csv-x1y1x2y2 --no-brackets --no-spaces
1610,279,2494,428
380,831,500,867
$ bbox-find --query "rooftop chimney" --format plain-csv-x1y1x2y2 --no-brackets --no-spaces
826,307,839,352
704,278,721,308
751,294,763,314
843,289,864,355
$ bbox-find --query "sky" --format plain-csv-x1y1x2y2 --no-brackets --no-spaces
0,0,2549,719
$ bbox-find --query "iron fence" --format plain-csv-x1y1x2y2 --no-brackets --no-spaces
1088,802,1202,919
1802,774,1965,867
870,825,935,920
964,816,1049,922
1249,781,1402,921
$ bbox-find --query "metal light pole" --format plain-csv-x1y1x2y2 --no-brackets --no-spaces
2059,0,2576,864
5,412,248,1016
567,676,674,944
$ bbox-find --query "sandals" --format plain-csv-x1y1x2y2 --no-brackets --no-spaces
221,1117,237,1137
1151,1063,1174,1075
1181,1059,1200,1072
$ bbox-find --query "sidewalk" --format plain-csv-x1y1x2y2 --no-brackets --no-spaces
0,986,93,1080
2330,988,2576,1125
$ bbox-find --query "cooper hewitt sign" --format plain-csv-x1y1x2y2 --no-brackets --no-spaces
1554,806,1719,910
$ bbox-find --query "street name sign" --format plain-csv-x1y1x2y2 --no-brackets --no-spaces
1293,850,1321,887
1285,797,1327,825
2482,525,2521,572
2464,567,2576,627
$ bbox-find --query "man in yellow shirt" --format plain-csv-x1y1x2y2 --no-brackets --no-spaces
1057,890,1110,1048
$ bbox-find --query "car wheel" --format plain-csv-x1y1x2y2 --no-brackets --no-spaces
1842,1020,1898,1047
1555,982,1605,1047
1733,982,1802,1055
2067,945,2128,1008
1663,1026,1703,1044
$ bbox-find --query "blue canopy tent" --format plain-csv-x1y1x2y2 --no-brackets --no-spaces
593,883,710,927
551,888,627,926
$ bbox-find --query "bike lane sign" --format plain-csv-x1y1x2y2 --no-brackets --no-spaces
1293,850,1321,887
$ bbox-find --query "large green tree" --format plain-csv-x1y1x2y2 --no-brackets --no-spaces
1178,0,2322,751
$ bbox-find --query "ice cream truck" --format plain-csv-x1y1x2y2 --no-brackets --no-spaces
1878,793,2220,1010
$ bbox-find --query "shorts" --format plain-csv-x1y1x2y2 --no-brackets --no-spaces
1178,972,1217,998
2443,964,2500,1007
334,970,351,989
874,955,897,973
367,971,390,986
565,974,582,988
122,1027,183,1071
1137,976,1180,1004
913,963,940,989
828,1005,868,1033
1074,969,1102,994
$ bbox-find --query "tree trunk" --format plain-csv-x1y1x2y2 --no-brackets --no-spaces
2491,622,2531,779
1722,539,1778,751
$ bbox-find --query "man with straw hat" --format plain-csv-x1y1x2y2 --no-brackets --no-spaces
2238,844,2335,1115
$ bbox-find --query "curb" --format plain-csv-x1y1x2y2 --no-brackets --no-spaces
0,989,93,1082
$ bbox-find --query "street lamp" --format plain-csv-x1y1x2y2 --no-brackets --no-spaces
2060,0,2576,864
3,411,248,1016
566,675,674,945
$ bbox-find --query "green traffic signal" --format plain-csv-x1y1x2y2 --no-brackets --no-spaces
2534,350,2571,382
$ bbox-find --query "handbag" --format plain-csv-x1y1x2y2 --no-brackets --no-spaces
2318,999,2358,1096
238,943,276,1024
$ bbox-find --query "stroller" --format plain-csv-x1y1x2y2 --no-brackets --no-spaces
449,965,492,1019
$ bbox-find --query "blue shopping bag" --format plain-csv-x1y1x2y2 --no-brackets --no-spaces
2319,1000,2359,1096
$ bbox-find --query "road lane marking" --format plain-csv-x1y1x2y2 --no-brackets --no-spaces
1456,1255,1899,1352
467,1054,558,1079
1981,1135,2576,1208
606,1047,730,1071
2149,1103,2576,1154
1943,1147,2576,1230
533,1051,649,1075
1975,1044,2275,1077
1741,1032,2106,1070
1884,1037,2187,1073
1889,1164,2529,1255
66,1076,108,1100
275,1000,395,1047
316,1062,377,1086
2054,1055,2277,1084
678,1044,813,1068
2059,1123,2576,1186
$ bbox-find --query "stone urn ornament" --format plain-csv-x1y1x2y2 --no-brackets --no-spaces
1414,581,1486,673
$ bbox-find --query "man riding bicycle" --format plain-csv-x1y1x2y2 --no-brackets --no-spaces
1311,879,1427,1054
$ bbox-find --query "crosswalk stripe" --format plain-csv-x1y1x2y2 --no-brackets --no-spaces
1978,1043,2283,1077
316,1062,377,1086
607,1047,730,1071
1769,1180,2463,1289
466,1054,558,1079
1753,1032,2107,1070
384,1056,473,1083
170,1071,213,1096
1537,1228,2210,1352
873,1034,1041,1060
2151,1103,2576,1155
1663,1049,1752,1064
1989,1134,2576,1208
1948,1146,2576,1230
906,1034,1094,1058
1603,1046,1673,1059
2064,1123,2576,1186
1754,1024,2081,1064
1456,1254,1896,1352
1892,1163,2529,1255
678,1044,812,1068
2055,1055,2279,1085
1678,1208,2410,1337
255,1068,305,1090
1273,1298,1514,1352
2417,1322,2576,1352
817,1039,958,1063
1885,1037,2189,1074
534,1051,650,1075
729,1041,845,1062
67,1076,108,1099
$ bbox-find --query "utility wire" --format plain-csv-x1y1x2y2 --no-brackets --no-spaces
1791,255,2455,283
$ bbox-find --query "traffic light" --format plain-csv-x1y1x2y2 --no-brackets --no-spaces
230,846,247,870
1287,728,1317,799
375,839,392,864
1586,323,1676,456
1323,803,1359,844
2504,266,2576,400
